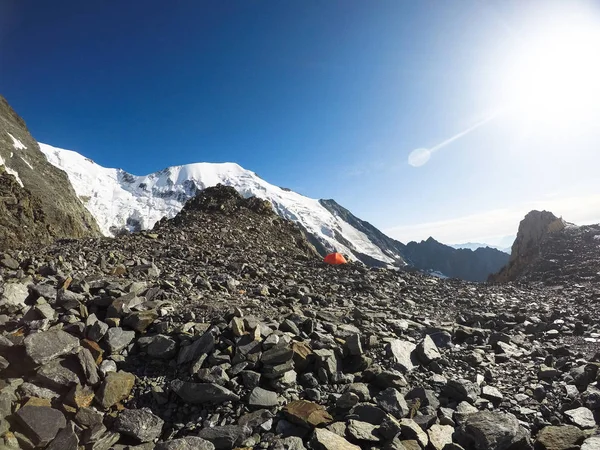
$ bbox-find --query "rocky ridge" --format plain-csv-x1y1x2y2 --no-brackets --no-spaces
492,211,600,284
1,186,600,450
0,95,100,251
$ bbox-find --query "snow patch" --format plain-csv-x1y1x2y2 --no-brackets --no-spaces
21,157,34,170
0,154,24,187
7,132,27,151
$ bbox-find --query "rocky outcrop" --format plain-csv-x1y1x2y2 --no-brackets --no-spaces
402,237,510,281
0,95,100,250
2,185,600,449
490,210,599,284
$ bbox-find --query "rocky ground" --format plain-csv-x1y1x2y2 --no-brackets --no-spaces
1,186,600,450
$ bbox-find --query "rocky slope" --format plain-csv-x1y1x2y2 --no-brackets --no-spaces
403,237,510,282
492,211,600,285
1,186,599,450
0,96,100,251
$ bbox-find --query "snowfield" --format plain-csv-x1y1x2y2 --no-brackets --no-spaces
40,143,400,265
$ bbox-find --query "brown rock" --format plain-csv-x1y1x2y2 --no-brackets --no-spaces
95,370,135,409
81,339,103,364
284,400,333,428
535,425,585,450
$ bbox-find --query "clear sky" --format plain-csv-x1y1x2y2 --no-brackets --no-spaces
1,0,599,245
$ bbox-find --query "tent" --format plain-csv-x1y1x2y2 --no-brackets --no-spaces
324,252,347,265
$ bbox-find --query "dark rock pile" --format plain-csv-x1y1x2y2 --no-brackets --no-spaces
1,187,600,449
492,210,600,285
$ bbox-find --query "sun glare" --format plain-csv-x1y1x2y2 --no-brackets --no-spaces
500,11,600,129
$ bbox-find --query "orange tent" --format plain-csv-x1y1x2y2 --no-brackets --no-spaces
324,252,347,265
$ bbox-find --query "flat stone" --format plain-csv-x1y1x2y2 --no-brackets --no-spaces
310,428,360,450
444,379,480,403
284,400,333,428
565,407,596,429
74,407,104,428
261,344,294,366
197,425,251,450
249,387,278,407
272,436,306,450
77,348,100,385
347,419,379,442
123,310,158,332
427,424,454,450
456,411,531,450
36,357,82,389
177,329,216,364
399,418,429,448
24,330,80,365
96,370,135,408
170,380,240,404
14,406,66,447
104,327,135,354
535,425,585,450
375,387,409,419
147,335,177,359
114,408,164,442
416,335,441,364
155,437,215,450
388,340,416,372
46,423,78,450
582,437,600,450
1,282,29,307
345,334,363,356
481,385,504,402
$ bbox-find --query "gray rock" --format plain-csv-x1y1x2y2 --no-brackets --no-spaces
535,425,585,450
350,404,388,425
147,335,177,359
387,340,416,372
444,378,480,403
248,387,278,407
565,407,596,429
347,419,380,442
336,391,359,409
86,316,109,342
346,334,363,356
14,406,66,447
114,408,164,442
261,344,294,366
456,411,531,450
427,424,454,450
272,436,307,450
238,409,274,429
24,329,80,365
582,437,600,450
196,366,230,386
46,423,79,450
416,335,441,364
74,407,104,428
99,359,117,377
104,327,135,354
155,437,215,450
170,380,240,404
77,348,100,385
177,329,216,364
399,419,429,448
311,428,361,450
18,382,60,400
1,282,29,307
481,385,504,403
376,387,409,419
0,355,8,371
36,357,82,389
197,425,251,450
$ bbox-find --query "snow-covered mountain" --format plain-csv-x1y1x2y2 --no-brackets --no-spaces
39,143,406,266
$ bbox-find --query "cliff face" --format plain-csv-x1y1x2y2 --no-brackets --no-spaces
0,96,100,250
491,210,568,282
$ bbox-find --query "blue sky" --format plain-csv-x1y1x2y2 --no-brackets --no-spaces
2,0,599,245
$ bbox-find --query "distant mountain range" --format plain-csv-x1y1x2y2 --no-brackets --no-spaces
451,242,512,254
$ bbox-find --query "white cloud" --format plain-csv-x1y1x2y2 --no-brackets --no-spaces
385,193,600,246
